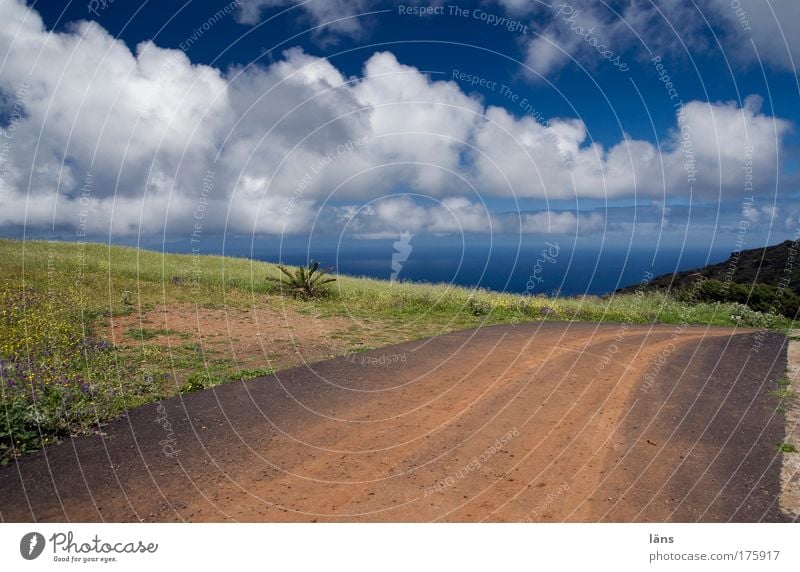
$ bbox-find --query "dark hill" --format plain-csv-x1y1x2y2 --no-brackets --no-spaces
617,240,800,295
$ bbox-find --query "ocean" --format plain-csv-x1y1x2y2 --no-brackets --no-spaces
157,234,732,297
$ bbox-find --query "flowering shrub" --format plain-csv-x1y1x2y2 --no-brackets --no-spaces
467,297,491,316
724,302,779,328
0,285,153,464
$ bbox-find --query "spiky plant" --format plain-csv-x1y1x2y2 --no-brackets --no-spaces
265,261,336,298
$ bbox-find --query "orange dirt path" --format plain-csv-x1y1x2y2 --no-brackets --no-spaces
0,322,789,522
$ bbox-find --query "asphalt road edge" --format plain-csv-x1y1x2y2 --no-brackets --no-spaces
780,331,800,520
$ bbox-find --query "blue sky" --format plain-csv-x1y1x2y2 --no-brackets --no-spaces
2,0,799,274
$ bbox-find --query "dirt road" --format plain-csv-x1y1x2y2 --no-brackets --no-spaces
0,322,790,522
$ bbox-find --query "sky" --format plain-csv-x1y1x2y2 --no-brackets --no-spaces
1,0,799,287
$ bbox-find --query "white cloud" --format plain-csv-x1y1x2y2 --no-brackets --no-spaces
0,3,230,234
519,210,604,234
524,4,614,78
236,0,371,40
469,95,788,200
743,204,779,226
332,196,491,237
492,0,800,76
706,0,800,71
334,196,604,236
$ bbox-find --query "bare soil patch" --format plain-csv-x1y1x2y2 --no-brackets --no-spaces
98,302,377,375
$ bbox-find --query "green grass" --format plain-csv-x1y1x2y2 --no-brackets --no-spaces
769,388,798,400
0,238,797,464
769,374,796,400
179,367,278,393
346,346,373,354
4,239,796,331
777,443,798,453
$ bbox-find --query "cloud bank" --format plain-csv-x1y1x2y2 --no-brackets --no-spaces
0,0,790,239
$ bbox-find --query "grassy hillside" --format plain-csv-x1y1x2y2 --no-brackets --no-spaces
0,238,795,464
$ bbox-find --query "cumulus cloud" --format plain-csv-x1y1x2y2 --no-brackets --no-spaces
469,94,788,200
0,0,791,240
0,3,230,235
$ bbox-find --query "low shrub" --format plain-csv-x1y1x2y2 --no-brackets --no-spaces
180,372,218,393
467,297,491,316
265,261,336,299
0,285,146,464
693,279,799,319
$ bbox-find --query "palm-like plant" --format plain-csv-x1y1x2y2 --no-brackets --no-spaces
265,261,336,298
